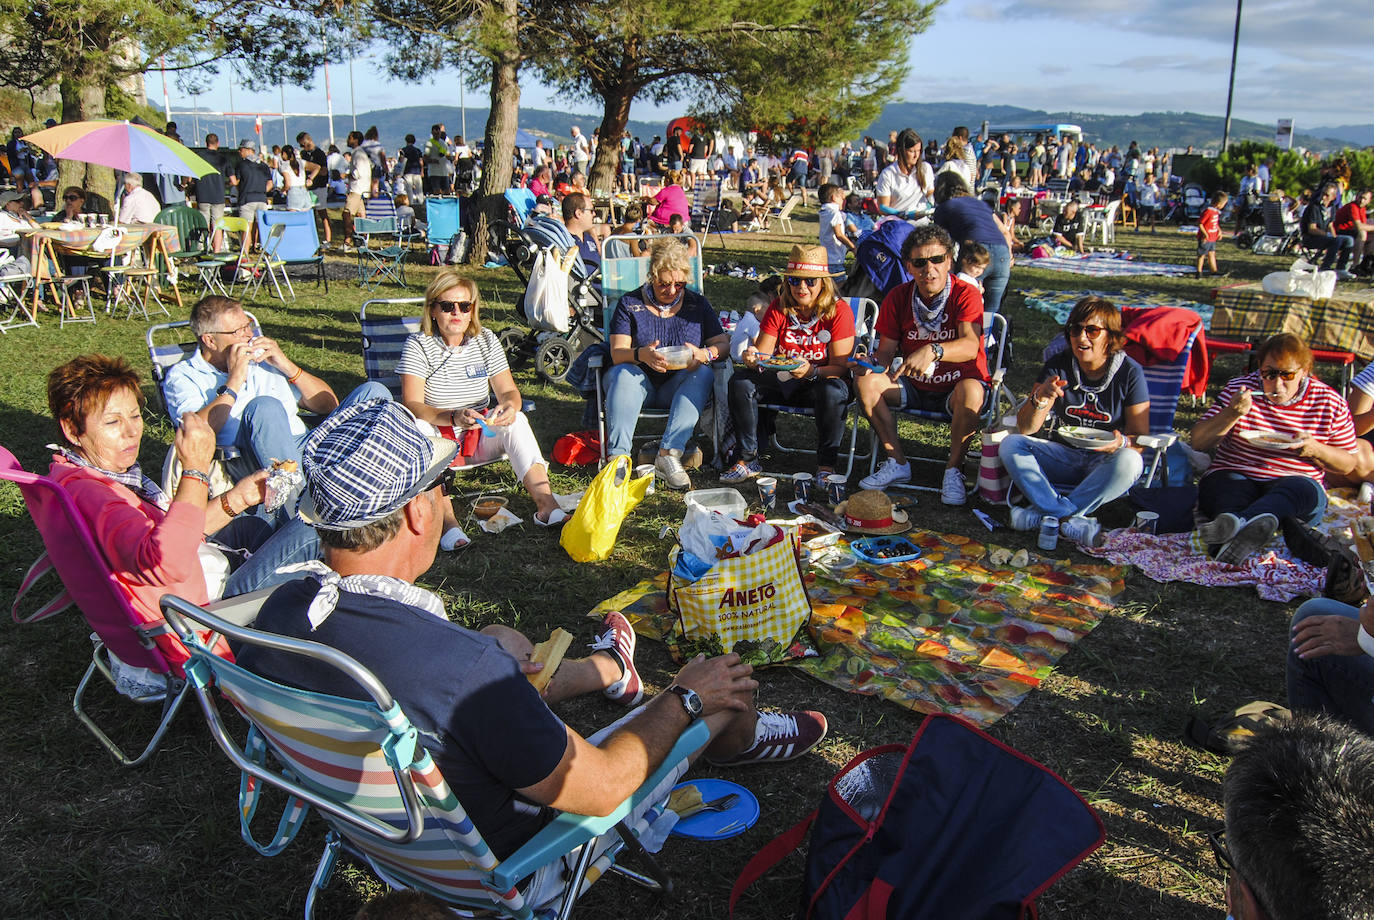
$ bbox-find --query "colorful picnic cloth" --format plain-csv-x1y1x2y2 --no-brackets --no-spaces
1024,252,1196,278
589,529,1127,726
1022,288,1215,329
1211,282,1374,361
1083,489,1369,602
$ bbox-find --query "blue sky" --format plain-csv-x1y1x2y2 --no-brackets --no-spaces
158,0,1372,134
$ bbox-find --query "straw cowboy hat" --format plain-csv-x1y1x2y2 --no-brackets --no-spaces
834,489,911,535
781,243,841,279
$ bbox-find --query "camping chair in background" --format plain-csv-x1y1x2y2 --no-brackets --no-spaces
756,298,880,481
689,176,726,248
355,217,408,291
32,238,95,327
243,222,295,302
258,209,328,292
0,259,36,333
161,594,710,920
425,197,463,264
359,297,423,399
504,187,538,227
97,228,169,322
769,195,802,234
365,195,424,248
866,312,1016,494
1251,196,1301,256
194,215,250,297
1083,200,1120,245
155,204,210,275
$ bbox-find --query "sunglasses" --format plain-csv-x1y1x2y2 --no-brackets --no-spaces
432,467,458,497
786,276,821,288
654,279,686,291
63,195,81,202
1259,368,1300,381
906,253,948,269
1067,323,1106,339
433,300,474,314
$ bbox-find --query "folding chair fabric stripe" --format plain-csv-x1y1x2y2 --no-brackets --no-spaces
360,298,425,399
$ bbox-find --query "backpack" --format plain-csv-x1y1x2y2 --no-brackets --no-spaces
730,715,1105,920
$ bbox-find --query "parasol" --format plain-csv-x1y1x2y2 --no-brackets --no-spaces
22,120,216,178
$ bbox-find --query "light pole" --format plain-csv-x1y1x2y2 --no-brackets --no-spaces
1221,0,1243,155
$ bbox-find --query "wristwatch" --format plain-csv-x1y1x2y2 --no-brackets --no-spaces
215,384,239,401
930,342,944,363
665,684,703,721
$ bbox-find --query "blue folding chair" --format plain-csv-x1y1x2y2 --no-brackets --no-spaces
505,187,538,227
359,297,424,399
355,216,408,291
425,197,462,258
257,209,327,292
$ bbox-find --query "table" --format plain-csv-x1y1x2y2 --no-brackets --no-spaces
25,222,182,320
1211,281,1374,361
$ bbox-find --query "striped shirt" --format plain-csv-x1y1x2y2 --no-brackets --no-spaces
1353,360,1374,398
1201,371,1357,481
395,329,507,411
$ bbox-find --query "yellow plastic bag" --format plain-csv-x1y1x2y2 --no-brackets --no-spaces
560,456,653,562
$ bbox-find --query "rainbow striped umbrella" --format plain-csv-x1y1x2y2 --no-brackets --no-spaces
22,119,215,177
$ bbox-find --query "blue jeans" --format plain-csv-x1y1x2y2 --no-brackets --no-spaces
214,515,321,597
981,243,1012,315
1197,471,1327,527
728,370,851,467
234,381,392,470
999,434,1143,518
1287,599,1374,735
1303,233,1354,271
604,363,713,457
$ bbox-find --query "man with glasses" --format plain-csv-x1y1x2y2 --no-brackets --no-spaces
164,295,390,479
557,191,607,274
856,225,989,504
1216,714,1374,920
874,128,934,222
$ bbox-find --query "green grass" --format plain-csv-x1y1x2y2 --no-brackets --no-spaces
0,212,1340,918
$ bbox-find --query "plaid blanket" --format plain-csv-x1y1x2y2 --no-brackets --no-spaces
1211,282,1374,360
1025,252,1197,278
1023,288,1216,329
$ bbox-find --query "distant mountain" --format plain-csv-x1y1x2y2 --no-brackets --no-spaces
1309,124,1374,147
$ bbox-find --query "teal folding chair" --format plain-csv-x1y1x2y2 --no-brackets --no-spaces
160,594,709,920
355,216,408,291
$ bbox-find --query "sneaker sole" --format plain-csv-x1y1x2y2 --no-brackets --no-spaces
1216,515,1278,566
1198,513,1242,545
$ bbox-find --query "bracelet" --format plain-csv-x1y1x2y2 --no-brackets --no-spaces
1033,395,1051,410
1359,625,1374,660
181,468,211,487
220,493,239,518
286,365,304,384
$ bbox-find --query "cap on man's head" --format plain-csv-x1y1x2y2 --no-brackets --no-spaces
0,190,23,207
238,139,255,151
298,400,457,531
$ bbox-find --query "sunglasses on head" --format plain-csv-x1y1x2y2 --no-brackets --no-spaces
1068,323,1106,339
906,253,947,269
433,300,473,314
786,276,821,288
1260,367,1300,381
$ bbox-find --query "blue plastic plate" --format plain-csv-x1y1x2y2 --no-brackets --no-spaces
669,778,760,840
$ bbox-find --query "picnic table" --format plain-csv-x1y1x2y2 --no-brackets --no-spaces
1210,281,1374,361
21,221,182,320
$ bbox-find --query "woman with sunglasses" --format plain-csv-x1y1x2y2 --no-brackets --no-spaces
1000,297,1148,546
1190,333,1360,565
722,244,855,483
397,269,566,546
605,237,728,490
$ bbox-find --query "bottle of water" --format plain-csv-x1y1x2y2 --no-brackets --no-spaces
1037,515,1059,552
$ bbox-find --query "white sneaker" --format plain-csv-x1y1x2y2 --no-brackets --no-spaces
940,467,967,506
1008,504,1041,531
1197,512,1243,545
1060,515,1104,548
1337,269,1356,281
859,458,911,490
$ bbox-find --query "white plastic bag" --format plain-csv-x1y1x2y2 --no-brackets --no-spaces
526,246,577,333
1262,260,1337,299
89,226,126,253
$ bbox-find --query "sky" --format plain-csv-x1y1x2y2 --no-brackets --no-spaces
157,0,1372,136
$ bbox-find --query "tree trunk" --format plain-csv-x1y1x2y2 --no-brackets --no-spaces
58,74,115,206
591,81,636,196
467,0,521,266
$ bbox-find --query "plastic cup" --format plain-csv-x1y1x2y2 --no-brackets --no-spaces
825,473,848,506
756,476,777,512
634,463,656,494
1133,511,1159,535
793,472,813,504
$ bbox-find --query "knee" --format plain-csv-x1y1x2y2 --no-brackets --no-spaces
240,395,288,425
351,381,392,404
1113,446,1145,479
999,433,1030,461
480,624,533,661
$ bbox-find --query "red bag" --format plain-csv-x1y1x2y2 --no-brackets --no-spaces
553,430,602,466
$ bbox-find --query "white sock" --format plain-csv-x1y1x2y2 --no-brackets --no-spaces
440,525,470,551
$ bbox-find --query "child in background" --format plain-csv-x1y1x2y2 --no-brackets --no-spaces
393,193,423,235
844,193,876,240
955,241,991,294
730,275,782,361
1136,172,1160,232
817,183,857,276
1197,190,1228,277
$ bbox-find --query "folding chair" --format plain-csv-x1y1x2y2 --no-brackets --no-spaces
355,216,408,290
505,187,538,227
359,297,423,399
155,204,210,274
161,594,710,920
757,298,880,481
0,260,36,333
33,237,95,326
0,445,246,766
243,221,296,302
689,176,725,249
769,195,802,233
98,228,168,322
866,311,1017,494
257,208,327,292
425,197,462,261
194,215,250,296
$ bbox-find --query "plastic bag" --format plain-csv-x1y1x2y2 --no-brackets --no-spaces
526,246,578,334
678,506,779,575
559,456,652,562
1263,259,1336,299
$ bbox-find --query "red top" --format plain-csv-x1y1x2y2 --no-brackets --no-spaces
1334,202,1367,233
1200,372,1358,482
875,277,989,391
759,299,857,364
1198,206,1222,242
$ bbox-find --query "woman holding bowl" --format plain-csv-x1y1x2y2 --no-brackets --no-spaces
46,354,318,629
999,296,1148,546
1191,333,1359,565
605,237,728,490
722,244,856,483
397,269,565,545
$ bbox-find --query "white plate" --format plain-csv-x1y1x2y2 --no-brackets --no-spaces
1057,426,1117,450
1238,430,1304,449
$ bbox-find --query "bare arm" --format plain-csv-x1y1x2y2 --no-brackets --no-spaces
1349,389,1374,436
1192,387,1252,452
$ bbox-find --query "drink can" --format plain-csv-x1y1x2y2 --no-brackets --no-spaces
793,472,813,504
1037,515,1059,551
1133,511,1159,535
633,463,656,494
522,399,536,413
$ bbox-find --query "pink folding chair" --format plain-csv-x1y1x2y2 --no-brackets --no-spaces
1,445,203,766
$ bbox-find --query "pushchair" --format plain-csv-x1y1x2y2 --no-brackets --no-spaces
494,215,606,384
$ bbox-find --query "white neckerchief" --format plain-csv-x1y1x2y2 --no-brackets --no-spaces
911,277,952,334
1070,351,1125,396
275,560,447,630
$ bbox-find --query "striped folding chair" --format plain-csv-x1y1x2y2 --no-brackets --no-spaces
359,297,423,399
161,595,709,920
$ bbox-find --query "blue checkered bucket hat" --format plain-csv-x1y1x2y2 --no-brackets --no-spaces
297,399,457,530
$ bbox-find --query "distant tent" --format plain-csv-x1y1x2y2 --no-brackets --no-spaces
513,128,538,149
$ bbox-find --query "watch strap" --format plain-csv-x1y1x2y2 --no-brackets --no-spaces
216,384,239,401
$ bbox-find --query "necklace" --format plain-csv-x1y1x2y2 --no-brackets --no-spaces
644,283,683,316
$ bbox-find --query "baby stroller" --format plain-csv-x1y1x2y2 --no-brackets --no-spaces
1177,183,1207,222
495,215,606,384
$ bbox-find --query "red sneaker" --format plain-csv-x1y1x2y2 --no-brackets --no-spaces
706,710,828,766
590,611,642,706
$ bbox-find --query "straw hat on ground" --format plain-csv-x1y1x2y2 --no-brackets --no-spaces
834,489,911,535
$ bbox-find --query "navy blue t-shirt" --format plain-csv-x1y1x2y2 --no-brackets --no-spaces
234,159,272,204
933,196,1006,250
234,577,569,859
611,287,724,385
1038,349,1149,436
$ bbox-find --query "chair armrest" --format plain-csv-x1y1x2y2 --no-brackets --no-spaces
489,720,710,890
204,585,278,627
1134,433,1176,450
587,352,606,370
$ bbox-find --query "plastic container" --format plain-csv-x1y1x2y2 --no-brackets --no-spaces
472,495,509,520
850,535,922,565
1037,515,1059,551
656,344,694,370
685,488,747,519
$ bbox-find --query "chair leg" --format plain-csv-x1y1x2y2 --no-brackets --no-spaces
72,643,190,767
304,831,342,920
554,831,604,920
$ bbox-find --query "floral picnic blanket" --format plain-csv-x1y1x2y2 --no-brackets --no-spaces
1026,252,1196,278
589,529,1126,726
1022,288,1215,330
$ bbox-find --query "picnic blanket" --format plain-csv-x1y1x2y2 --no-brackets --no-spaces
1022,288,1215,330
1083,490,1369,602
1211,281,1374,361
1025,252,1196,278
589,528,1126,726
